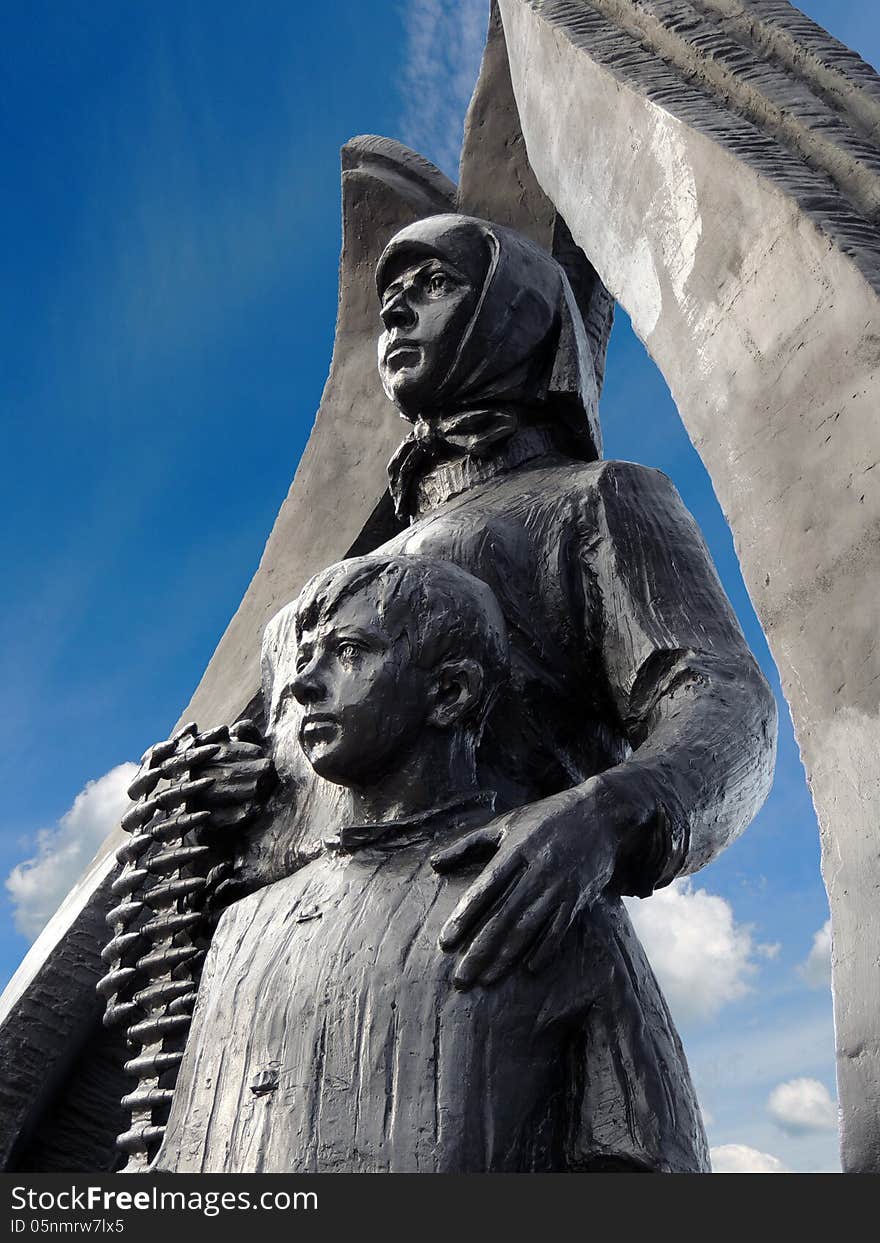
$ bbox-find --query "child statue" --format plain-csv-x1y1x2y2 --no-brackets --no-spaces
152,553,707,1173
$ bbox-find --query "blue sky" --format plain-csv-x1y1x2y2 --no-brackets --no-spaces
1,0,877,1173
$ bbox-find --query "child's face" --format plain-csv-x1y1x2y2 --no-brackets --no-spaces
270,584,431,787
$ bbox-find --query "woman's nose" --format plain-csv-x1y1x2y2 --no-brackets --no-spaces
380,288,416,330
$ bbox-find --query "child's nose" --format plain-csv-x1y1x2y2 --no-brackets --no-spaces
291,666,324,705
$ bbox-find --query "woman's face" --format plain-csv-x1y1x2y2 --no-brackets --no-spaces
377,256,479,414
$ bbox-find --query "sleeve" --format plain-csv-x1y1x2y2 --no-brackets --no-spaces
583,461,777,896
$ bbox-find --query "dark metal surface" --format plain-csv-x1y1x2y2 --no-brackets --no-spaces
143,217,775,1173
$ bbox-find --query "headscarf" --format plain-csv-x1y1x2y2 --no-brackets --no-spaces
376,214,602,519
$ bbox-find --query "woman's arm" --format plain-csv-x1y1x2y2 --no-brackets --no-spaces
432,460,777,987
582,459,777,893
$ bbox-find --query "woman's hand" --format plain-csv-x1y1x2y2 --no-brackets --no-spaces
430,776,654,988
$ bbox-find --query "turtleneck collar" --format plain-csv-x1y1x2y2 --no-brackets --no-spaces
387,406,561,522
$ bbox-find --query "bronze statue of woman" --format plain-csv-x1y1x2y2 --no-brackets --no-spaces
371,212,776,988
114,213,777,1173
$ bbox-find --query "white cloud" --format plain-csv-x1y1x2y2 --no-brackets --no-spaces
398,0,490,177
624,878,761,1024
799,918,832,989
710,1144,789,1173
767,1078,838,1136
757,941,781,960
5,764,136,941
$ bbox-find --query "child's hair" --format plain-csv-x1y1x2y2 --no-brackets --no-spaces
262,554,510,734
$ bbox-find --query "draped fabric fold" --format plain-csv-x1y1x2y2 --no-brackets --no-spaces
387,406,521,519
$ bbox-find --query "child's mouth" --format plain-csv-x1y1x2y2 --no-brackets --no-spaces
300,716,339,745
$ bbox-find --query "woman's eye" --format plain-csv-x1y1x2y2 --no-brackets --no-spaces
428,273,448,296
337,642,362,661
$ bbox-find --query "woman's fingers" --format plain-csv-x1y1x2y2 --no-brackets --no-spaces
452,885,559,989
438,849,525,950
525,898,575,975
430,824,503,874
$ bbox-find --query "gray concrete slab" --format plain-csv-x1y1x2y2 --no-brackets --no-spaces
500,0,880,1171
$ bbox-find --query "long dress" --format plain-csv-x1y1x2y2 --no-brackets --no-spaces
157,432,772,1174
156,794,707,1173
152,205,774,1172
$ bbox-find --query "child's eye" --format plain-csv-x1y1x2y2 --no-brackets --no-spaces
336,642,363,661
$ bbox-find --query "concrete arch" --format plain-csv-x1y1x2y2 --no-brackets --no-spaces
495,0,880,1171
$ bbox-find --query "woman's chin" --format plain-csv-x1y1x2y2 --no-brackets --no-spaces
383,371,434,413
